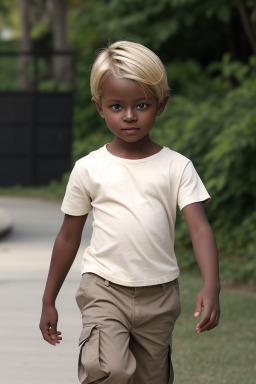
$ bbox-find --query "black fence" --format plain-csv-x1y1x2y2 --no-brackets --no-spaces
0,51,74,186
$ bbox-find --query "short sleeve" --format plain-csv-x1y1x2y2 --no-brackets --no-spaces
178,161,210,211
61,162,92,216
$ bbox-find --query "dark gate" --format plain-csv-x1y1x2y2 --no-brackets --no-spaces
0,51,74,186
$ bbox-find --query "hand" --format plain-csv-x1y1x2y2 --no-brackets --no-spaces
39,303,62,345
194,285,220,333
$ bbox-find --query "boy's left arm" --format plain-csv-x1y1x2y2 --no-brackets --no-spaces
182,202,221,334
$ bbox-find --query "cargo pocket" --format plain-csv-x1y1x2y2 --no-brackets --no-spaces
78,325,108,384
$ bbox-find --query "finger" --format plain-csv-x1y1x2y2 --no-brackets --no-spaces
49,327,62,343
42,328,59,345
197,309,217,333
50,330,62,337
194,310,201,318
51,331,62,342
194,296,202,318
54,331,62,338
196,306,212,332
49,325,58,336
207,312,220,331
40,323,61,345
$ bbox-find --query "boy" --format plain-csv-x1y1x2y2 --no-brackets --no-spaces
40,41,220,384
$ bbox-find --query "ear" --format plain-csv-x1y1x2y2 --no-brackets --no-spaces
91,97,105,118
156,96,169,116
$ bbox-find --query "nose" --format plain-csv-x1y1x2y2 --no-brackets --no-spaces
123,108,137,122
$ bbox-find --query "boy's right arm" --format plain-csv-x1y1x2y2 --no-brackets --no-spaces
39,213,87,345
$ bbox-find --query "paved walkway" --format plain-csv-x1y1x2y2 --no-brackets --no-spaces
0,196,93,384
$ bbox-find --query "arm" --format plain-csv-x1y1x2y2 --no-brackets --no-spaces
182,202,220,333
39,213,87,345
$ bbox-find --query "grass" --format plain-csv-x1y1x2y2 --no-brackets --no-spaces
173,272,256,383
0,183,65,201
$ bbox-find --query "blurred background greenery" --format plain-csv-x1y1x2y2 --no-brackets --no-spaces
0,0,255,284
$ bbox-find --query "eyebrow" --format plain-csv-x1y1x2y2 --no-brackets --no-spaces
106,97,152,102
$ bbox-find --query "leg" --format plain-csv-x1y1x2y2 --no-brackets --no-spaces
76,273,136,384
129,280,181,384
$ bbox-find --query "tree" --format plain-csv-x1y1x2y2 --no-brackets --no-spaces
51,0,72,90
18,0,72,90
237,0,256,55
19,0,32,90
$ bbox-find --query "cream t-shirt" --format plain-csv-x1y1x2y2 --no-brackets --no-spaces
61,145,210,286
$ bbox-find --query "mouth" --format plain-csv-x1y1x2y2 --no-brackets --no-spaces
121,127,140,134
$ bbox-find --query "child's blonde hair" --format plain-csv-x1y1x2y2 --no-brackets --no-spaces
90,40,169,104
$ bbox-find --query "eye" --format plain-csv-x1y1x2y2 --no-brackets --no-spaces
137,103,148,110
110,104,122,110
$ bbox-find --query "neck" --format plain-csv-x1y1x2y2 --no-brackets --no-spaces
107,135,162,159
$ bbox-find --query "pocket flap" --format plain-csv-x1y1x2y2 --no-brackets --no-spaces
78,324,98,346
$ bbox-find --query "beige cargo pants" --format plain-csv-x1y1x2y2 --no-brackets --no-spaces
76,273,181,384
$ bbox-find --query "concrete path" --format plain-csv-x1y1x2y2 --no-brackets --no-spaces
0,196,93,384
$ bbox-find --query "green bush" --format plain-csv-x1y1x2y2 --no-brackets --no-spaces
151,75,256,283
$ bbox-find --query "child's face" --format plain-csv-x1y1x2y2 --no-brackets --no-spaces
92,74,168,144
